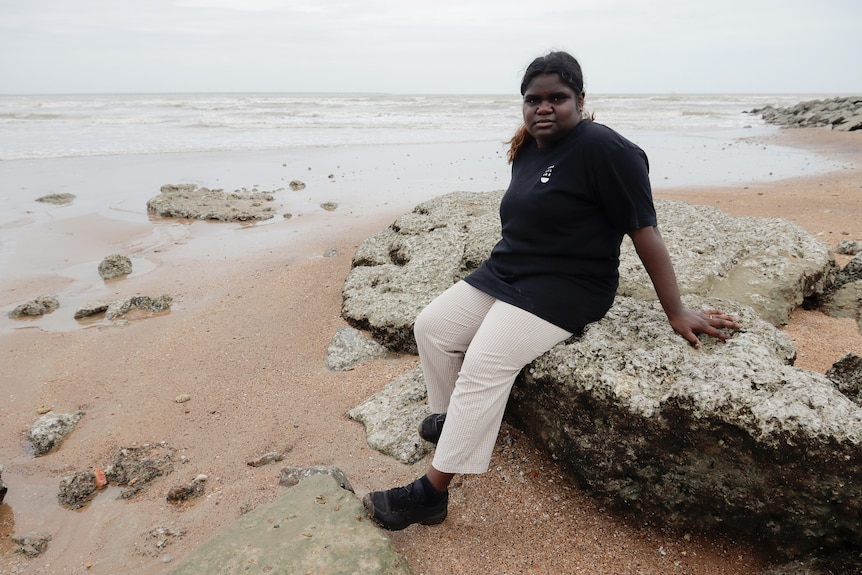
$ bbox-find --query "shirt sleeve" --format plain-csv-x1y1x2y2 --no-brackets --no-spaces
591,139,657,233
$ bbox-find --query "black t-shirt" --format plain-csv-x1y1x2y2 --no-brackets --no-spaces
464,120,657,332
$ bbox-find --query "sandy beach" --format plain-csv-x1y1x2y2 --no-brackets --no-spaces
1,126,861,575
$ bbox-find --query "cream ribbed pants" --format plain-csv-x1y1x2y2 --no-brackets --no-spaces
415,281,572,474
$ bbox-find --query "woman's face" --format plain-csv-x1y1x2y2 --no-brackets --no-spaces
522,73,584,148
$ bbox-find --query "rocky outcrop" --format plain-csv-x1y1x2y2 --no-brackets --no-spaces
73,294,172,321
344,191,861,571
12,532,52,558
835,252,862,286
170,470,412,575
836,239,862,256
326,326,389,371
348,367,433,464
822,252,862,332
29,410,84,456
751,96,862,131
35,193,75,205
342,192,837,354
98,254,133,279
509,296,861,564
57,444,176,509
106,443,176,499
147,184,278,222
8,295,60,319
58,470,99,510
826,353,862,407
104,295,173,320
342,191,501,353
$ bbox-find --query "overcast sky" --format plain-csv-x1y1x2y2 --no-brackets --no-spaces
1,0,859,95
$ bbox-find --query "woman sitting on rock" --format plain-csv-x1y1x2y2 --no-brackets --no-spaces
362,50,741,531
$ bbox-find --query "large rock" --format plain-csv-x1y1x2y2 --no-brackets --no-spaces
169,472,412,575
343,191,501,353
342,192,836,354
147,184,277,222
344,191,860,570
508,295,862,563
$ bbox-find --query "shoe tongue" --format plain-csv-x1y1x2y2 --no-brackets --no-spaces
409,477,431,502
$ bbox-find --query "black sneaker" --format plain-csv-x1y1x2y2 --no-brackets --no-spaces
362,478,448,530
418,413,446,444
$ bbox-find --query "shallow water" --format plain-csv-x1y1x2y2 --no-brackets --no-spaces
0,93,846,334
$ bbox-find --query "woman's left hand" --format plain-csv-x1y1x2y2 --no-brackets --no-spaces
669,309,742,348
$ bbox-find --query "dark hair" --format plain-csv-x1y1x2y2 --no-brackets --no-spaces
507,51,588,163
520,51,585,96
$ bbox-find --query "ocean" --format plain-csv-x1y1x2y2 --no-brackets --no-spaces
0,92,829,160
0,91,847,333
0,92,845,195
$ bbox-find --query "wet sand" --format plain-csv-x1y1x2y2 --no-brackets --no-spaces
1,128,860,574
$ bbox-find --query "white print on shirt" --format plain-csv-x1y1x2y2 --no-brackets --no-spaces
540,165,555,184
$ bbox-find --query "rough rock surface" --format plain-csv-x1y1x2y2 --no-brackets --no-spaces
836,239,862,256
12,532,52,558
508,296,862,563
105,444,176,499
347,367,433,464
57,470,97,509
8,295,60,319
166,475,207,502
147,183,277,222
35,193,75,205
74,301,110,319
325,326,389,371
835,252,862,287
342,192,836,354
29,410,85,456
751,96,862,131
105,294,173,320
73,294,172,321
344,191,860,570
278,465,354,492
98,253,133,279
170,472,412,575
826,353,862,407
55,445,176,509
823,281,862,332
247,451,284,468
822,253,862,331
